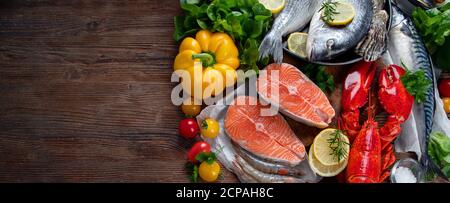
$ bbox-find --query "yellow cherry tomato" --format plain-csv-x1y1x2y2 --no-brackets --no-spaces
181,98,202,117
443,98,450,114
201,118,220,139
199,161,221,182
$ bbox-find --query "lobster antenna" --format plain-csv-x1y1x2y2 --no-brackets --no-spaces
368,89,373,119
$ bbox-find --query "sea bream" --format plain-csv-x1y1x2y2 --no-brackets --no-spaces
259,0,322,63
307,0,373,62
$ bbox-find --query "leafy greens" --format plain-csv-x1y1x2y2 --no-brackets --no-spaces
400,69,432,104
174,0,273,72
412,3,450,71
302,64,335,93
428,132,450,178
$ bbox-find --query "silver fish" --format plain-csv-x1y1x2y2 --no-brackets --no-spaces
235,156,309,183
387,5,442,178
234,143,306,177
355,0,389,61
259,0,321,63
232,159,259,183
307,0,373,62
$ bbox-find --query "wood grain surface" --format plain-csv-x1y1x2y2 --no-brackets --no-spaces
0,0,448,183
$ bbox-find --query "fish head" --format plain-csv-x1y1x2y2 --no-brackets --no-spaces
390,3,407,28
307,30,345,62
408,0,436,9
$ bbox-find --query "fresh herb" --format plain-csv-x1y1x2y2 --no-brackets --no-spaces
174,0,273,72
196,152,217,164
327,129,350,162
400,65,432,103
302,64,335,93
319,0,340,24
201,120,208,129
412,3,450,70
428,132,450,178
185,162,199,182
186,151,218,182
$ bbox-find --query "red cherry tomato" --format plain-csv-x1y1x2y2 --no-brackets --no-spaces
188,141,211,163
179,118,199,139
439,79,450,98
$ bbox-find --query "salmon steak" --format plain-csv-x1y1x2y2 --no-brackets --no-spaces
257,63,335,128
224,96,306,166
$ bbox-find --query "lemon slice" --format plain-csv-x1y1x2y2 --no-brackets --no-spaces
259,0,286,15
287,32,308,58
323,2,355,26
309,144,348,177
313,128,350,166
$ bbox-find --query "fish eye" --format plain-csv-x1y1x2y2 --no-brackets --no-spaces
326,39,335,49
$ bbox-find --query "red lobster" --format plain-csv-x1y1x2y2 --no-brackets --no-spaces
341,61,414,183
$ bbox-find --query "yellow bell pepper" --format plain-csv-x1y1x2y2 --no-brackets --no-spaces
174,30,239,99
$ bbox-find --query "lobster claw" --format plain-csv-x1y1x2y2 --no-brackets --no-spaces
378,65,414,121
342,61,377,112
341,61,377,141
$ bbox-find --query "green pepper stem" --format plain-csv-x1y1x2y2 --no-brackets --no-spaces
192,53,216,67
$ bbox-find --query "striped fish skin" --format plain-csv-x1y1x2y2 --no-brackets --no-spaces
388,5,437,173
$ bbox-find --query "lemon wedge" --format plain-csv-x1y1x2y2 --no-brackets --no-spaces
309,143,348,177
323,2,355,26
313,128,350,166
287,32,308,58
259,0,286,15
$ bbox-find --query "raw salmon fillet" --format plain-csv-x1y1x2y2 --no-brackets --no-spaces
257,63,335,128
224,96,306,166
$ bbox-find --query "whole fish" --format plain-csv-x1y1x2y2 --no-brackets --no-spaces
234,143,307,177
235,156,310,183
387,5,442,178
355,0,389,62
307,0,373,62
259,0,321,63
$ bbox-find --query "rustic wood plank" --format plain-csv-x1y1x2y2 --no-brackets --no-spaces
0,0,238,183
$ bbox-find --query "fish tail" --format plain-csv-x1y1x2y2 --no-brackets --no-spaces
259,30,283,64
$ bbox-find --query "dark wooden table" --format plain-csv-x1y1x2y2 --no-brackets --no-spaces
0,0,448,183
0,0,237,183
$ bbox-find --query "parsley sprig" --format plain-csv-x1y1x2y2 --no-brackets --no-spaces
186,152,217,183
400,62,432,104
